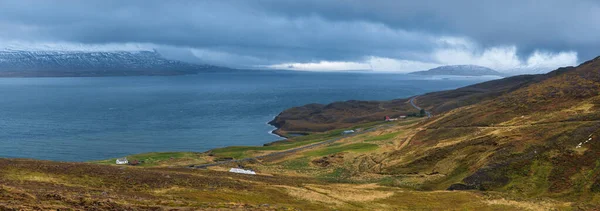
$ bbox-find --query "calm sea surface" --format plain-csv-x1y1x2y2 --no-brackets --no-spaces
0,70,497,161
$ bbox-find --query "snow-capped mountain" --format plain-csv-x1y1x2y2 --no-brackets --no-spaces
409,65,503,76
0,50,218,77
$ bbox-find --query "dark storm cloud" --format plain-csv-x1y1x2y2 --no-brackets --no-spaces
0,0,436,64
256,0,600,60
0,0,599,65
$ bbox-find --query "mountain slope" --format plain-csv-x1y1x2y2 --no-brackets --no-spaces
0,50,220,77
270,71,541,135
261,57,600,208
431,57,599,127
415,65,575,115
409,65,503,76
382,56,600,199
270,62,580,135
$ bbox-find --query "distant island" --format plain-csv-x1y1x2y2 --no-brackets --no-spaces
409,65,503,76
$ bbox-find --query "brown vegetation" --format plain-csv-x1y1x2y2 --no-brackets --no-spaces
4,57,600,210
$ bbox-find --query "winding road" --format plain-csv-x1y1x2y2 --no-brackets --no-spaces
409,96,432,118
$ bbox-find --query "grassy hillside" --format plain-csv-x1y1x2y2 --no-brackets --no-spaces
3,57,600,210
268,100,419,136
269,68,559,134
2,157,555,210
257,57,600,209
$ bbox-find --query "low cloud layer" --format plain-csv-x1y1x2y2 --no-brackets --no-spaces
432,40,579,73
0,0,597,73
268,38,578,73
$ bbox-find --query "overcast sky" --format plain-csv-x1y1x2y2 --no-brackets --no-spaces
1,0,598,73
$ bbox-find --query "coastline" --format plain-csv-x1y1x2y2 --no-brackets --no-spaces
267,115,288,139
268,128,287,139
10,74,496,162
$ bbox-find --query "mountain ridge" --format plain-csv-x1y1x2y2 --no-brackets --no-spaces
0,50,224,77
409,64,504,76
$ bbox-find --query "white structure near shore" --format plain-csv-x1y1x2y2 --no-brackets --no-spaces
116,157,128,165
229,168,256,175
341,130,355,135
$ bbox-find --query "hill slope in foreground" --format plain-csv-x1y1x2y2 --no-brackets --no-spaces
2,57,600,210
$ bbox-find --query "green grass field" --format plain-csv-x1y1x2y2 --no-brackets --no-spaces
208,121,392,159
209,138,326,159
364,131,403,142
305,143,379,157
91,152,206,167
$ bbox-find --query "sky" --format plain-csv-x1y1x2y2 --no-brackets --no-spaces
0,0,598,73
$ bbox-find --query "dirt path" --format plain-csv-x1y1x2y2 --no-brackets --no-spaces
396,128,424,151
189,123,396,169
191,97,438,169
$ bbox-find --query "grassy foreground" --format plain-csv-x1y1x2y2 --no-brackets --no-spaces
0,117,573,210
1,158,550,210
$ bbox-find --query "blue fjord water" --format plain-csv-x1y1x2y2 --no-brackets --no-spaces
0,70,496,161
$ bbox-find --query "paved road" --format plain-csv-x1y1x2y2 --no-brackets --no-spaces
188,124,391,169
409,96,432,118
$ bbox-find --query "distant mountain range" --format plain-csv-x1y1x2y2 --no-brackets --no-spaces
409,65,503,76
0,50,222,77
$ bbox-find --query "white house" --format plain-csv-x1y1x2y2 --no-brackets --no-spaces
116,157,128,165
229,168,256,175
341,130,355,135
